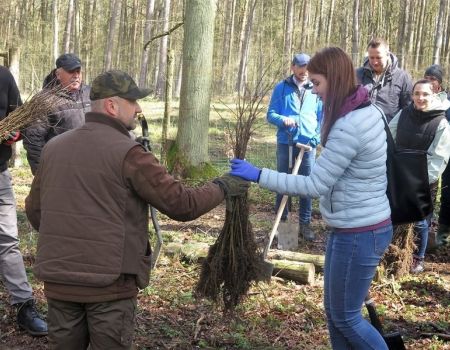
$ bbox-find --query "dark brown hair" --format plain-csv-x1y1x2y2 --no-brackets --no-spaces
413,78,433,92
307,47,357,146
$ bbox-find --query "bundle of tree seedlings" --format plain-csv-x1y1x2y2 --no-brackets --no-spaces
196,74,274,310
0,86,67,141
380,223,415,277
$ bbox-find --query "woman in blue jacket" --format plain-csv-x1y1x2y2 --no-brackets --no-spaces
231,47,392,350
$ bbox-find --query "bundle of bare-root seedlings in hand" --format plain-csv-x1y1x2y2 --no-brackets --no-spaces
0,86,68,141
196,76,274,311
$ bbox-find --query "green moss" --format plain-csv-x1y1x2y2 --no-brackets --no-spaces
166,141,219,180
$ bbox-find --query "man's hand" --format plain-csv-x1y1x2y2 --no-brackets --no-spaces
213,174,250,197
283,117,297,127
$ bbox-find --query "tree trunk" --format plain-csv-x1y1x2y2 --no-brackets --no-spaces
52,0,59,62
432,0,447,64
414,0,426,70
236,0,257,95
283,0,294,74
220,0,236,93
104,0,121,71
174,0,217,172
155,0,171,99
62,0,75,53
325,0,335,45
351,0,360,63
161,46,174,165
139,0,156,88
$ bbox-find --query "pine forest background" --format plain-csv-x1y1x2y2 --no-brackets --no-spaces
1,0,450,97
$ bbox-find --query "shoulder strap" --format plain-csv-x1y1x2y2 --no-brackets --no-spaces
373,104,396,152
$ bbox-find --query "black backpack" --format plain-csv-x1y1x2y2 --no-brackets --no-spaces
381,110,443,225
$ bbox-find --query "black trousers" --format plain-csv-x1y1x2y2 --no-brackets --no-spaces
439,164,450,226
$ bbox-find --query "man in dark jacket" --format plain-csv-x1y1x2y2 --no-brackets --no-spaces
23,53,91,174
0,65,47,336
25,70,249,350
356,37,413,122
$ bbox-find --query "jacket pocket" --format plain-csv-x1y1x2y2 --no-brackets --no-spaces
136,241,152,289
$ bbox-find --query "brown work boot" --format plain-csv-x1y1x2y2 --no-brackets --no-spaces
299,223,315,241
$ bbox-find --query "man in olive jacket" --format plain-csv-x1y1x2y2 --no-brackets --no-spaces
25,70,249,350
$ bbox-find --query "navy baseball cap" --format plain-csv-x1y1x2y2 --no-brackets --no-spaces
292,53,310,67
56,53,82,71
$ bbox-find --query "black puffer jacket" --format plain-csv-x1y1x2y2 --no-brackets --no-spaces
356,53,412,121
0,66,22,171
23,83,91,174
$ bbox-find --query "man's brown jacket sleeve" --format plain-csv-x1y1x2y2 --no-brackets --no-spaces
123,146,225,222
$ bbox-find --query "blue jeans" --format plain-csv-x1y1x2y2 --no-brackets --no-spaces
275,143,316,223
414,217,431,259
324,225,393,349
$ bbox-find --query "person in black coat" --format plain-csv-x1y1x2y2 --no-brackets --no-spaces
0,65,47,336
22,53,91,174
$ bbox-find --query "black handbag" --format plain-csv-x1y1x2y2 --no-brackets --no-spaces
382,117,433,225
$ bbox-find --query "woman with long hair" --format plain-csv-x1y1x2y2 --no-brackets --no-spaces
230,47,393,349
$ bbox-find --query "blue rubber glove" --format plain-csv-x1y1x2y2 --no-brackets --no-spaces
229,159,261,183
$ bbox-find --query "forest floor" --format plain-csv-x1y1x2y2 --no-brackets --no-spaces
0,188,449,349
1,100,449,349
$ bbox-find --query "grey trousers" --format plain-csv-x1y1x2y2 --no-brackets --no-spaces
0,169,33,304
47,297,137,350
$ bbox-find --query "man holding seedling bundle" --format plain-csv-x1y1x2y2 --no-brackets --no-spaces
0,65,48,336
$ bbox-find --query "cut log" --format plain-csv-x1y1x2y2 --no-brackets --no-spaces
271,259,315,285
267,249,324,272
163,242,325,272
163,242,209,262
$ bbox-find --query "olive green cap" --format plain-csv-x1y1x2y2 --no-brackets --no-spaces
90,70,151,101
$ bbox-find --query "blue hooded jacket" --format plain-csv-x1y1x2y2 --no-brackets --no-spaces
267,76,322,146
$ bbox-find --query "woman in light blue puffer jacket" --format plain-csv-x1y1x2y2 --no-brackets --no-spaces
230,47,393,350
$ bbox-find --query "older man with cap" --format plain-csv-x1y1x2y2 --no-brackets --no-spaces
424,64,450,248
25,70,249,350
23,53,91,175
267,53,322,241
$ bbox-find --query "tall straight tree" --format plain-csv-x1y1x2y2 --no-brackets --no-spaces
175,0,217,170
139,0,156,88
433,0,447,64
155,0,172,99
236,0,257,95
62,0,74,53
351,0,360,62
283,0,294,74
104,0,121,71
52,0,59,62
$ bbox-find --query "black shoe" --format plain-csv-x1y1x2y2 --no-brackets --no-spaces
16,299,48,336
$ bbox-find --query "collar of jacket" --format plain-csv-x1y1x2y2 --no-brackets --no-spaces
85,112,132,138
285,75,313,89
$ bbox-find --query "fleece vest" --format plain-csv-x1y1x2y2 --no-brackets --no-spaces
34,113,151,288
396,108,444,151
